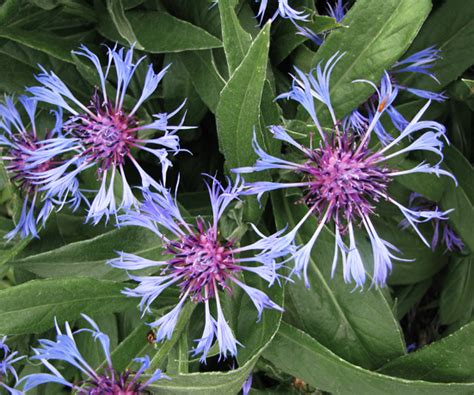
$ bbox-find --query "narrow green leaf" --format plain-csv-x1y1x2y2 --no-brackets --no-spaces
216,22,270,171
107,323,156,372
439,256,474,325
399,0,474,93
180,50,226,113
0,278,137,334
0,0,20,24
148,302,196,371
311,0,431,125
379,322,474,383
264,322,474,395
106,0,143,49
218,0,252,74
99,11,222,53
167,324,190,374
12,227,164,281
0,27,74,63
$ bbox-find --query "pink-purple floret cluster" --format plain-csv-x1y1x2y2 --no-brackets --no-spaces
0,1,463,393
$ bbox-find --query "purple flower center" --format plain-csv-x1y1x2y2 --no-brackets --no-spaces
166,219,239,302
302,135,390,224
66,93,139,171
7,135,54,194
86,369,147,395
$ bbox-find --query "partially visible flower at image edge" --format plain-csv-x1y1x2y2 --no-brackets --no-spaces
234,52,456,288
109,175,289,361
19,315,167,394
27,44,192,225
0,336,24,395
0,96,81,240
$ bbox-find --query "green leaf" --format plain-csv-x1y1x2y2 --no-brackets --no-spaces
272,15,341,65
163,53,208,125
0,27,74,63
147,302,196,371
439,256,474,325
0,278,137,334
216,22,270,168
393,279,432,320
180,50,226,113
0,0,20,24
440,146,474,252
218,0,252,74
311,0,431,125
394,158,450,203
215,23,271,220
12,227,164,280
235,266,284,364
106,0,143,49
107,323,156,372
272,193,405,369
398,0,474,93
98,10,222,53
0,218,31,267
372,216,447,285
147,363,254,394
378,322,474,383
264,322,474,394
0,53,37,92
147,298,281,395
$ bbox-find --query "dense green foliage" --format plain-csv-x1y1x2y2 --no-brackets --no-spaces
0,0,472,393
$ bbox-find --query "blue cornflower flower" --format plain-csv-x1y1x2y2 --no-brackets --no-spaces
19,315,167,394
0,336,24,395
27,45,191,225
401,193,464,253
234,53,456,288
108,175,288,361
0,96,82,239
255,0,309,24
347,47,447,140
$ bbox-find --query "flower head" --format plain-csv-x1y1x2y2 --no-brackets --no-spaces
27,45,191,224
20,315,166,394
234,54,455,288
0,336,24,394
109,175,288,361
0,96,81,239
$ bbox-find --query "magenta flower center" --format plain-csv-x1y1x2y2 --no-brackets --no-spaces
167,220,239,302
66,94,138,171
303,137,390,223
8,135,54,193
87,369,144,395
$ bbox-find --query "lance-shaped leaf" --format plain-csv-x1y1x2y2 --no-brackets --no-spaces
308,0,431,126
